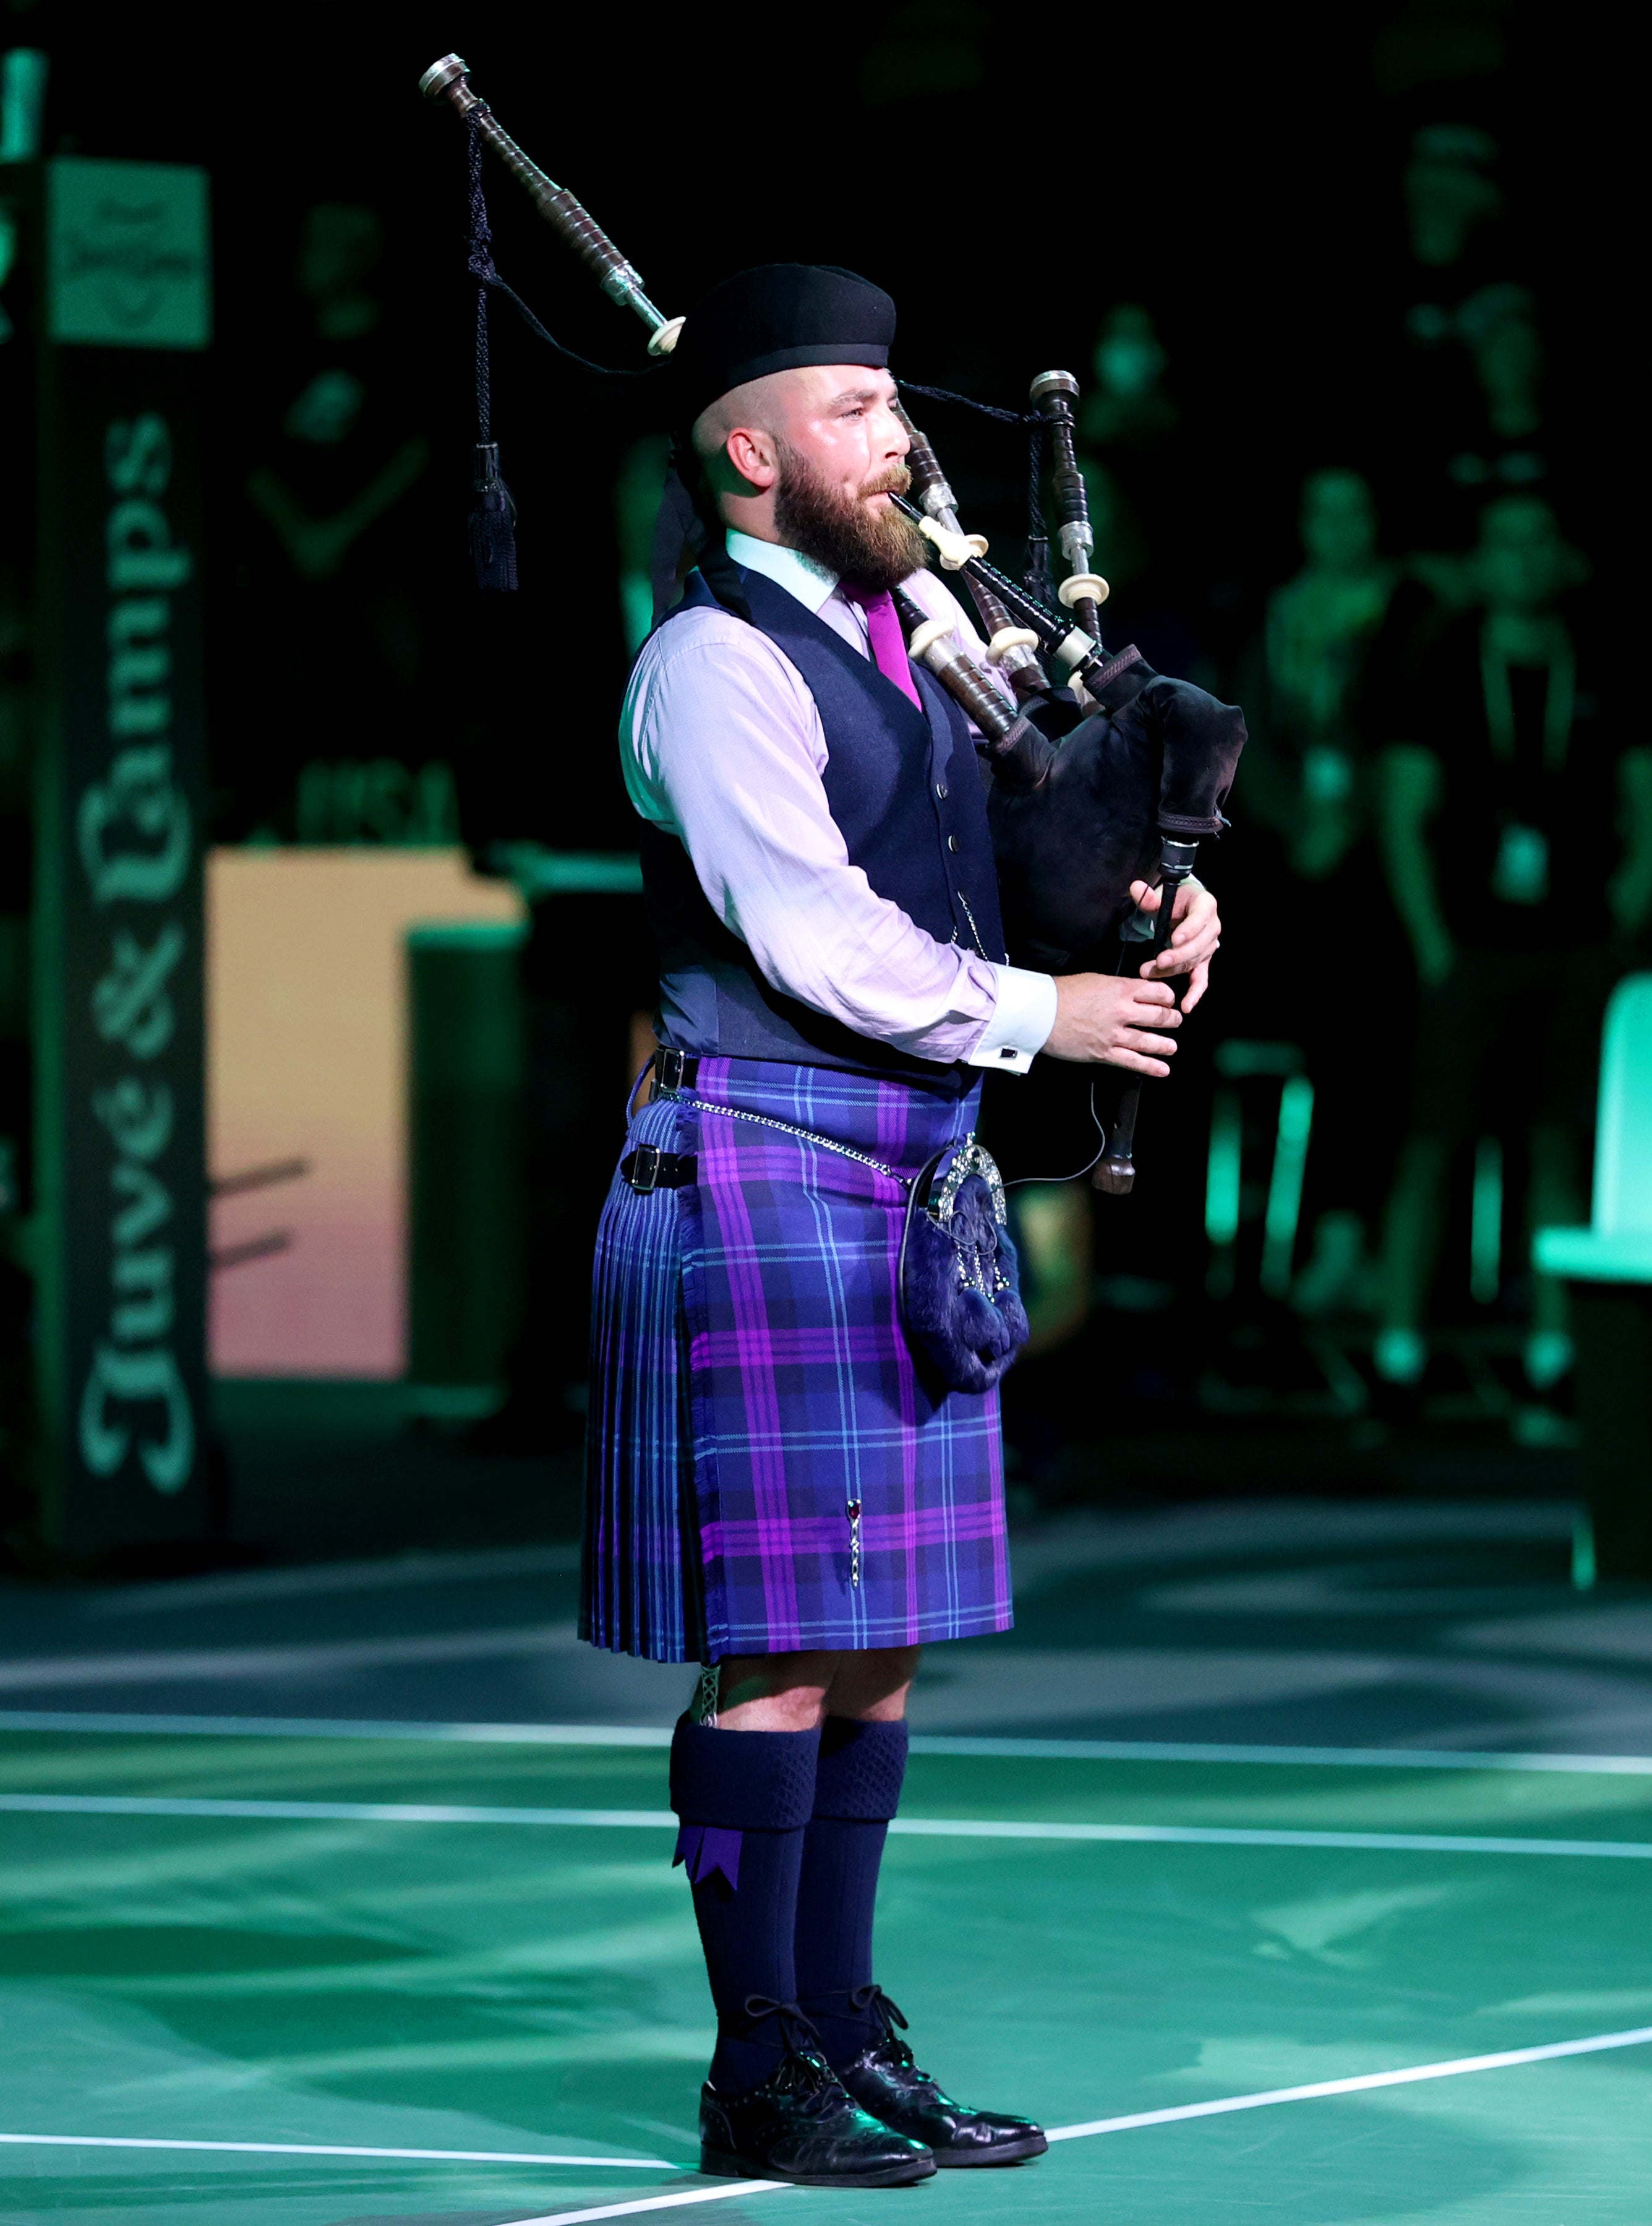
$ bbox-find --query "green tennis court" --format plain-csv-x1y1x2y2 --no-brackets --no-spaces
2,1720,1649,2225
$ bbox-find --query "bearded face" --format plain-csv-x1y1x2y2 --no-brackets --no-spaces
771,443,929,595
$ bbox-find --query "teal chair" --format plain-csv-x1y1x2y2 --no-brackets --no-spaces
1534,974,1652,1284
1533,974,1652,1575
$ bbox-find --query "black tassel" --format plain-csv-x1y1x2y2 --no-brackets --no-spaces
1024,419,1054,607
469,440,518,592
466,117,519,593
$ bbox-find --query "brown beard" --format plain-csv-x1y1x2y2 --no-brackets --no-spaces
771,444,928,594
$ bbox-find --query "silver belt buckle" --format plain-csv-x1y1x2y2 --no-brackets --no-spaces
656,1048,689,1095
630,1143,662,1193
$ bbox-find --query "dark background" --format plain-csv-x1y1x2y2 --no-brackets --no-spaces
22,0,1631,847
4,0,1640,1558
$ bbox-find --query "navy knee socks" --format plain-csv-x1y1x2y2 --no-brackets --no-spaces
794,1716,909,2068
669,1714,820,2097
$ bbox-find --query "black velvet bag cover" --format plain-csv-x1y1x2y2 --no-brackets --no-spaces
898,1143,1029,1394
989,663,1248,973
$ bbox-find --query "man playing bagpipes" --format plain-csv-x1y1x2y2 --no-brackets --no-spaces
580,263,1223,2187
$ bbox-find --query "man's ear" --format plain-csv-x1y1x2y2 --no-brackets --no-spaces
724,426,778,492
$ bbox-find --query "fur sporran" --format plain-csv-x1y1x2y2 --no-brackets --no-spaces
899,1141,1029,1394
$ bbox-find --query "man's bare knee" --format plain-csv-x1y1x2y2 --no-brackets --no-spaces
716,1650,839,1730
826,1645,920,1722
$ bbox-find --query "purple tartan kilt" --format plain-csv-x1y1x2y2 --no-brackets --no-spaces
580,1056,1014,1664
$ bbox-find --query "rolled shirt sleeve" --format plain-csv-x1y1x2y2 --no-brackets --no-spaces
623,604,1054,1068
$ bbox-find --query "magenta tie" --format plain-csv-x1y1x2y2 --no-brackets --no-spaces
841,582,924,711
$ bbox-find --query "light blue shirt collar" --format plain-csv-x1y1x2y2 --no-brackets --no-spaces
724,529,839,615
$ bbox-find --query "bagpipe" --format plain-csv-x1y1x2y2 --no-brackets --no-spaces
420,54,1246,1192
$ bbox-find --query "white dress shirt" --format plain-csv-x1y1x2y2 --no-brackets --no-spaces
620,530,1057,1072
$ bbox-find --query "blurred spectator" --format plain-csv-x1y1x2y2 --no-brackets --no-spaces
1397,124,1547,541
1403,122,1503,272
0,562,28,1193
1081,305,1180,452
1229,471,1400,1316
230,203,448,844
1076,308,1211,685
1241,469,1397,882
0,559,32,1524
1368,494,1650,1399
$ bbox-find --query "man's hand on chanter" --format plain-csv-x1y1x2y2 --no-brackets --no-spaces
1045,974,1182,1074
1128,876,1222,1012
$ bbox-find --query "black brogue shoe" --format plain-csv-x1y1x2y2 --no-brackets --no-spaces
829,1988,1048,2168
698,1999,935,2188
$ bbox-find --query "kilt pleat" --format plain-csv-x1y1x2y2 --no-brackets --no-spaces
581,1057,1013,1664
580,1091,702,1663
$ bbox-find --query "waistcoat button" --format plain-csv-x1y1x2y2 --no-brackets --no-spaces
947,834,959,852
935,783,949,801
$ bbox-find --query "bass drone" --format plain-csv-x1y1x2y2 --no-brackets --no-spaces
419,53,1246,1193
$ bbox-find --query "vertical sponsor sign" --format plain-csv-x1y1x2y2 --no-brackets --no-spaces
34,159,211,1549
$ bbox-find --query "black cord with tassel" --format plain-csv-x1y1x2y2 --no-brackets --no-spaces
1024,419,1053,609
466,113,518,591
893,380,1054,607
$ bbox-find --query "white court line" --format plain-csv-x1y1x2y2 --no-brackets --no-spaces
0,1629,580,1695
13,2026,1647,2226
85,1545,583,1617
0,2134,672,2168
2,1791,1649,1860
490,2189,788,2226
0,1711,672,1748
912,1734,1652,1777
2,1709,1648,1775
889,1816,1652,1860
0,1794,678,1829
0,1711,673,1747
1045,2021,1652,2139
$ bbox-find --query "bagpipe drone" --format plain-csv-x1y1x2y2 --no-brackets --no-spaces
419,53,1246,1193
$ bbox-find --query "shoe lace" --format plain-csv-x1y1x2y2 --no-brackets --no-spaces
847,1983,927,2077
734,1996,840,2108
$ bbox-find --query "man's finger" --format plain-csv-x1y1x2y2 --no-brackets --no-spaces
1121,1029,1178,1057
1139,953,1202,984
1181,959,1211,1013
1170,903,1220,946
1106,1051,1171,1078
1128,999,1181,1025
1169,892,1218,933
1129,976,1179,1003
1145,943,1214,981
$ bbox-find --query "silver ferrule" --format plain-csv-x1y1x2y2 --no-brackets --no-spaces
921,484,961,525
419,53,474,103
601,267,647,311
606,277,670,332
1029,367,1081,405
1059,520,1093,564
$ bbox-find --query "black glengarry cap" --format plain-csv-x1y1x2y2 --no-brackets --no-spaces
672,263,896,428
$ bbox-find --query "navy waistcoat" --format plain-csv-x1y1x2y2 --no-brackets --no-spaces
641,565,1007,1081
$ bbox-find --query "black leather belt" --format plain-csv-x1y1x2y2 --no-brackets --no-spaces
625,1052,702,1190
622,1144,696,1193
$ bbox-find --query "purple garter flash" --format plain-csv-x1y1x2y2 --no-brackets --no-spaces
674,1823,743,1890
